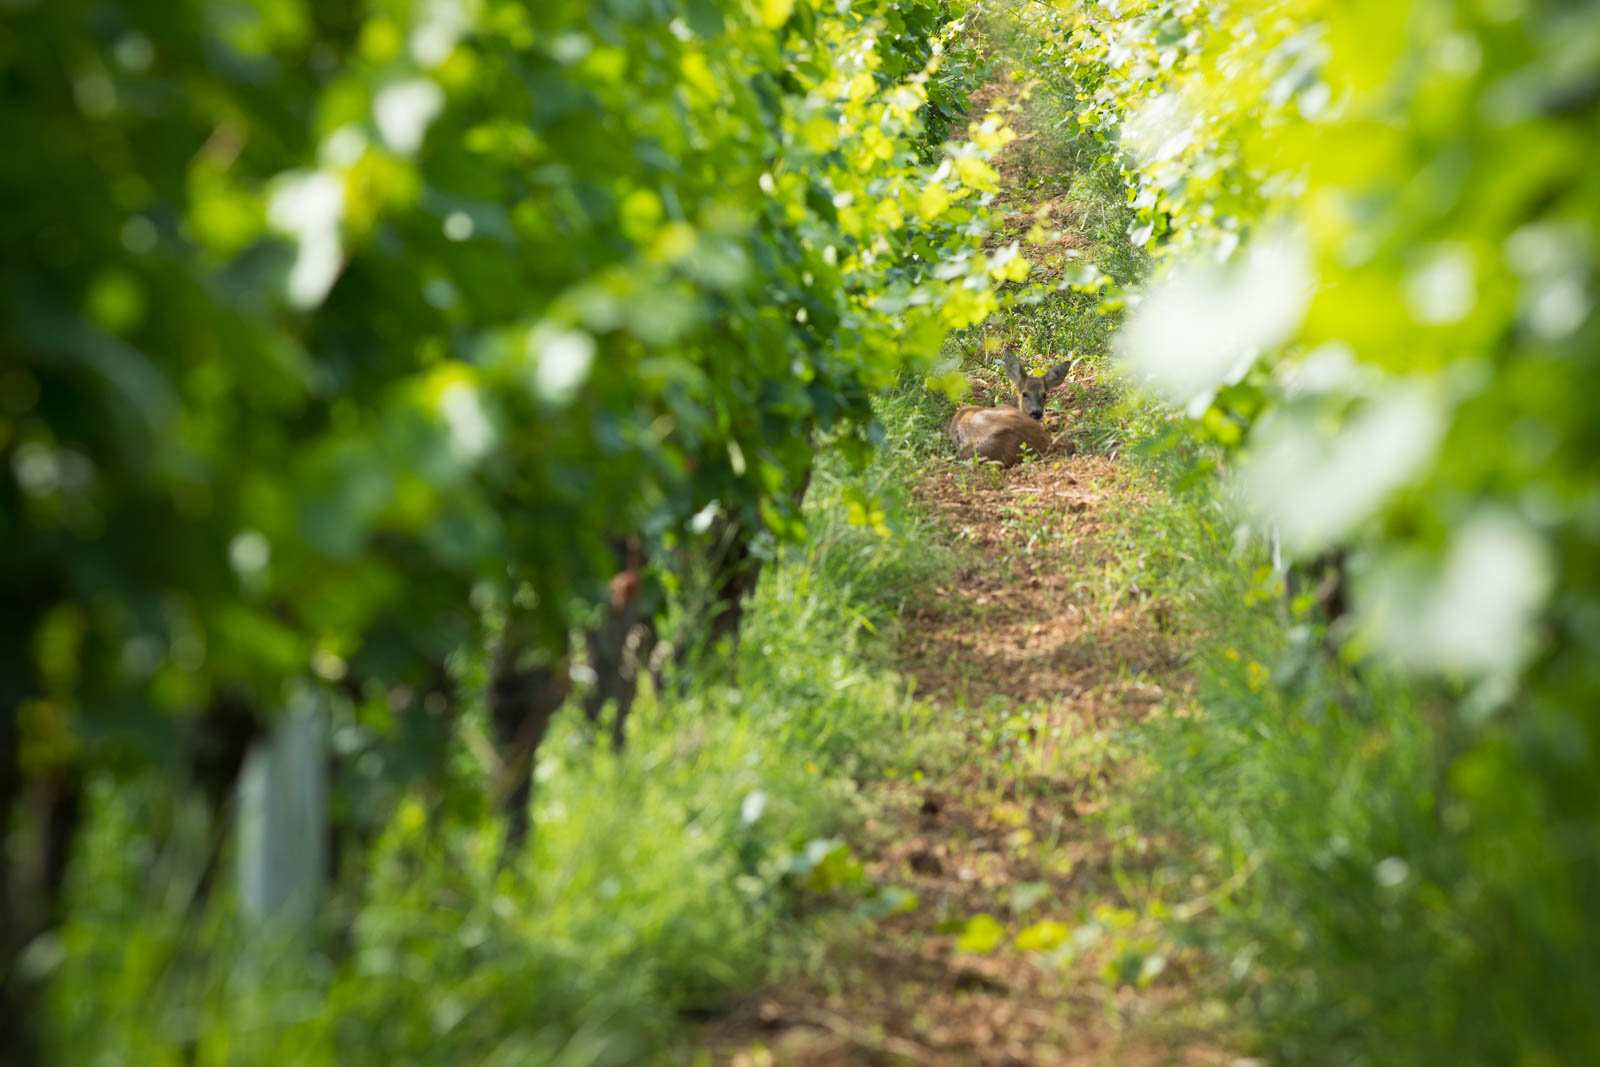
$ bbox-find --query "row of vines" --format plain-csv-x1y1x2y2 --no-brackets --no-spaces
1015,0,1599,1061
1,0,1012,1060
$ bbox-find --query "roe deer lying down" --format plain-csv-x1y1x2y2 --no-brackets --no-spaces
946,351,1072,467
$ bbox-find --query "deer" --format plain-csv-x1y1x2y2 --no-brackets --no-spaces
946,350,1073,467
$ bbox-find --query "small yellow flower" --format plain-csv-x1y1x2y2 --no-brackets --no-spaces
1246,661,1270,692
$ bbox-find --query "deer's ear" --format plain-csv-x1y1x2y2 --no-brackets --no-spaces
1003,351,1025,387
1042,361,1072,389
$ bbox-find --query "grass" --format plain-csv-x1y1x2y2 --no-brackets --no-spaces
44,405,955,1067
1106,479,1600,1066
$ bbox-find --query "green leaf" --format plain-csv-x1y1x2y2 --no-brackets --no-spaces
955,913,1007,954
1014,919,1071,952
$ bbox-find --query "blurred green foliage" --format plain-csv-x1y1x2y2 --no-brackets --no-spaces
1001,0,1600,1061
47,412,948,1064
3,0,1000,758
0,0,1005,1057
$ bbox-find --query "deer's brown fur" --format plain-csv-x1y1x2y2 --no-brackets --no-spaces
945,350,1072,468
945,405,1053,467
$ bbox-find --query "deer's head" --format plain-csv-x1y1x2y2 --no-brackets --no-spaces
1004,351,1072,421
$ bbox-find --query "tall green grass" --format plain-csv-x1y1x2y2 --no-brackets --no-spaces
44,400,949,1067
1105,470,1600,1065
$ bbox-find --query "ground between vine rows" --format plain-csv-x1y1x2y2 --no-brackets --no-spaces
695,71,1244,1067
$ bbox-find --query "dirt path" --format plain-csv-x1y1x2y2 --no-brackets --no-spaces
699,446,1233,1066
698,69,1240,1067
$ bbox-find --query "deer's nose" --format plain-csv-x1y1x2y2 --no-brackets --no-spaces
1028,410,1043,421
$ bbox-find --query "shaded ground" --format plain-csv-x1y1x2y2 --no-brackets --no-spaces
695,65,1240,1067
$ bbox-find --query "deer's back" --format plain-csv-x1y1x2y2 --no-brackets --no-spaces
946,406,1052,468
